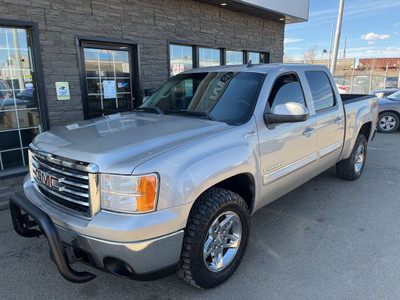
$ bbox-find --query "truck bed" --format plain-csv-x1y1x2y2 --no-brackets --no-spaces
341,94,375,104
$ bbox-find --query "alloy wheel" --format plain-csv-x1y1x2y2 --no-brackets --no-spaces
203,211,242,272
379,115,397,131
354,144,365,173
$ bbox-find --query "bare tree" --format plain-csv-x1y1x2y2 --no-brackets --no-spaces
303,44,319,64
283,52,294,62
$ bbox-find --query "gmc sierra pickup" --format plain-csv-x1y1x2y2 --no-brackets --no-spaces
10,64,378,288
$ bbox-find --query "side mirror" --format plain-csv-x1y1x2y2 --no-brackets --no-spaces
264,102,309,124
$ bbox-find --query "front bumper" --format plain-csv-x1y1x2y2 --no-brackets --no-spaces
9,180,186,283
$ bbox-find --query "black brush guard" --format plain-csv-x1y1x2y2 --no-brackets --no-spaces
9,194,96,283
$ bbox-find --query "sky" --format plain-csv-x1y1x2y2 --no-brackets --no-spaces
284,0,400,61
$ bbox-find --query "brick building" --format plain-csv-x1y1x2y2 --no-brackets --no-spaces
0,0,308,201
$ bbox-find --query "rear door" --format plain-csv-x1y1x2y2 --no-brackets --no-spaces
304,71,345,170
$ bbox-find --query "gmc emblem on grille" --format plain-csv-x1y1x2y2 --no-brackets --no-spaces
36,169,60,190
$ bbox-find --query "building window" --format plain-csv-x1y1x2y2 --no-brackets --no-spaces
226,50,244,65
199,47,221,68
248,52,269,64
168,43,269,76
169,44,193,77
78,40,141,119
0,27,42,172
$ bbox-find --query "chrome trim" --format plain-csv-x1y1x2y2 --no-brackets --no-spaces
263,153,318,186
36,181,90,207
59,178,89,189
59,186,89,198
29,143,99,173
88,173,101,216
29,144,100,218
318,141,342,158
31,157,89,180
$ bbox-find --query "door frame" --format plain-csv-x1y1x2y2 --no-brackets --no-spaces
76,36,142,119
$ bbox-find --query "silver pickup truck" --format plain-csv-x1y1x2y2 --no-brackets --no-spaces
10,64,378,288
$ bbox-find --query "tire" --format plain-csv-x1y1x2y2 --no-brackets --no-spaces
377,112,399,133
336,134,367,180
178,187,250,289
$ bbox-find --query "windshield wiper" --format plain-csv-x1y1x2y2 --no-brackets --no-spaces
164,109,216,121
134,107,164,115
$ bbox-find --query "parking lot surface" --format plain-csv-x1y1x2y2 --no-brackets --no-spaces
1,132,400,300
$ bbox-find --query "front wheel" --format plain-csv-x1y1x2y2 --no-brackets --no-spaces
377,112,399,133
178,188,250,288
336,134,367,180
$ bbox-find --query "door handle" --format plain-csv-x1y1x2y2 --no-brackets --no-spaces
334,117,343,125
302,127,315,137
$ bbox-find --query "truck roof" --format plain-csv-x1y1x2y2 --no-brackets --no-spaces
182,63,330,75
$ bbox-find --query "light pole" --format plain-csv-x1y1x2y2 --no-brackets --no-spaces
328,21,334,69
330,0,345,75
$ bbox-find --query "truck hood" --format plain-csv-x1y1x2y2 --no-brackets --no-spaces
33,112,231,174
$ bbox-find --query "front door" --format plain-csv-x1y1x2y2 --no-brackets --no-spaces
257,73,317,209
80,41,140,119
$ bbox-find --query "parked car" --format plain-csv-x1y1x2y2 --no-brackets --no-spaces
353,75,386,93
370,88,400,98
10,64,378,288
376,90,400,133
334,77,364,94
385,76,399,89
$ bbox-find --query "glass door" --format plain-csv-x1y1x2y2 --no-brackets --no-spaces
0,27,42,172
81,42,137,119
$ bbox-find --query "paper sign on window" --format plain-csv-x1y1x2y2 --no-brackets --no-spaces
103,80,116,99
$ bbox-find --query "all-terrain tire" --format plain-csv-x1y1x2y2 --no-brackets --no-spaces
178,187,250,289
336,134,367,180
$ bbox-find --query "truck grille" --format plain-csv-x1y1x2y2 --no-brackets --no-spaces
30,149,98,216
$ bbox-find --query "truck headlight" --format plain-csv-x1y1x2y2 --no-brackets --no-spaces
101,174,158,213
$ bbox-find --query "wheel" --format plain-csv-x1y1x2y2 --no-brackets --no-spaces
377,112,399,133
178,188,250,288
336,134,367,180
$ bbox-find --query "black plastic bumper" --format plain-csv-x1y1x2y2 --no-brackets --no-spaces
9,194,96,283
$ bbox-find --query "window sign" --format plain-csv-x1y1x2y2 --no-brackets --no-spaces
103,80,116,99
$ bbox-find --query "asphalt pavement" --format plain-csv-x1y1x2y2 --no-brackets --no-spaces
1,132,400,300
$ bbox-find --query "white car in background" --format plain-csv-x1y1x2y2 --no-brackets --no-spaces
334,77,364,94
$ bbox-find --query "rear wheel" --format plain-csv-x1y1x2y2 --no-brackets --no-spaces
377,112,399,133
178,188,250,288
336,134,367,180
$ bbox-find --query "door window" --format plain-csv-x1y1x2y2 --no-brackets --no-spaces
82,44,135,119
305,71,336,112
268,74,306,111
0,27,42,172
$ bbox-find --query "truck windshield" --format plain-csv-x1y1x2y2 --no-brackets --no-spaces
139,72,265,125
